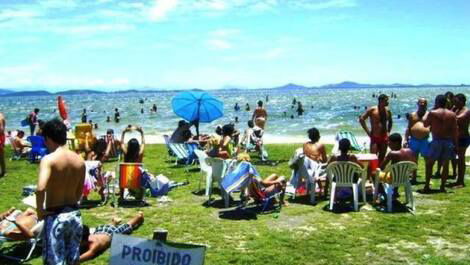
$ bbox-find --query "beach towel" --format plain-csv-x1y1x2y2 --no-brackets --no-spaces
221,161,259,194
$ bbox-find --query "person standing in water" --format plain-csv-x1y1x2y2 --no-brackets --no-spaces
114,108,120,123
297,102,304,116
234,103,240,112
252,100,268,129
81,109,87,123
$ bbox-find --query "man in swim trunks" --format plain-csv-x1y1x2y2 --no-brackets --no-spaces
405,98,430,183
453,94,470,187
36,119,86,265
0,112,5,177
252,100,268,129
423,95,458,193
79,212,144,262
359,94,393,164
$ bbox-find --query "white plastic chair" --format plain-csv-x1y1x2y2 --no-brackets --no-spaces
327,161,366,212
206,158,232,204
374,161,417,212
194,149,213,196
287,156,326,204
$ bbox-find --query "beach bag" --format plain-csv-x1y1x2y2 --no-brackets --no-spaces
146,173,170,197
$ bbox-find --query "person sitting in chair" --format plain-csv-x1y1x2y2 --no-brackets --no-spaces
380,133,416,179
375,133,416,203
119,126,145,201
328,138,362,165
240,120,266,160
12,130,31,156
170,120,195,143
0,207,43,240
79,212,144,262
247,174,288,206
303,128,327,163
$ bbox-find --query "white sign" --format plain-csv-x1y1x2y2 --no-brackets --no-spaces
109,234,206,265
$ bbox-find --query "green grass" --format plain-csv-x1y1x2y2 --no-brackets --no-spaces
1,144,470,265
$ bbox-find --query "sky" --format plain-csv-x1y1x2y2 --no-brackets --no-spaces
0,0,469,91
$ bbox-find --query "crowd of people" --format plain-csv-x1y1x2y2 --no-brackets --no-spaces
359,93,469,192
0,90,468,264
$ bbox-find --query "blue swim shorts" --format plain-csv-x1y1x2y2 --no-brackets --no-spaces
459,137,470,149
428,139,455,161
43,207,82,265
409,136,430,157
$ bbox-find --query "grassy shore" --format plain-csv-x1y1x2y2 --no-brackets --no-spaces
1,144,470,265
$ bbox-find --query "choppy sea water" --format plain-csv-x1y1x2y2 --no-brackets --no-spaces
1,87,468,139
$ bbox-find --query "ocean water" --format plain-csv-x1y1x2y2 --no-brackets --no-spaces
1,87,468,139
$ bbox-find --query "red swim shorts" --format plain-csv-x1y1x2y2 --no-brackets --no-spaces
0,134,5,150
370,134,388,145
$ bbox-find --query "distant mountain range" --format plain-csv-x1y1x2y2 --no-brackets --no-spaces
0,82,467,97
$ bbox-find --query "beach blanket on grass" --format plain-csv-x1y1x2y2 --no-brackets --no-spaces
221,161,259,194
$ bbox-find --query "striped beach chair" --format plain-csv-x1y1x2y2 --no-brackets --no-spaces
74,123,94,152
113,163,145,206
333,131,364,154
0,213,44,263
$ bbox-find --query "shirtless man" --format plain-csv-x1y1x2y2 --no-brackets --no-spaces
375,133,416,202
36,118,85,265
170,120,195,143
359,94,393,164
252,100,268,129
0,112,5,177
381,133,416,170
80,212,144,262
423,95,458,192
405,98,430,183
13,130,31,155
453,94,470,187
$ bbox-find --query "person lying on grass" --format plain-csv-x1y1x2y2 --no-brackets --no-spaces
79,212,144,262
0,207,43,240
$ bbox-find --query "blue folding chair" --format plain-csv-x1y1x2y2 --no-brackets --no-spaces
27,136,48,163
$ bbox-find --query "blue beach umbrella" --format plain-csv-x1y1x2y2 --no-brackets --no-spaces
171,90,224,135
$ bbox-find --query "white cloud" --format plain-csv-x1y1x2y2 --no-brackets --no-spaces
0,10,39,20
207,39,232,49
149,0,179,21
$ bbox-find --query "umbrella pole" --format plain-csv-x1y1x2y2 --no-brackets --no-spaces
196,99,201,138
